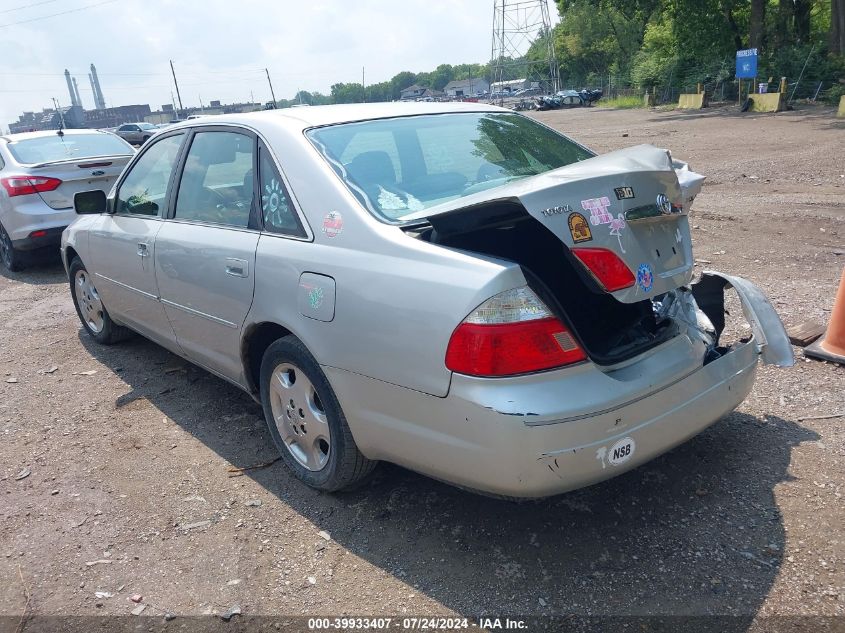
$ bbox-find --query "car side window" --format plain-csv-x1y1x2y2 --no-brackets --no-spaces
174,131,254,228
258,147,305,238
115,133,184,216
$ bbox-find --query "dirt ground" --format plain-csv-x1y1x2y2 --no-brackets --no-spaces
1,104,843,629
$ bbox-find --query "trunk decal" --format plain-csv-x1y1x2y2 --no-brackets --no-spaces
614,186,635,200
636,263,655,292
567,212,592,243
581,197,613,225
608,214,627,252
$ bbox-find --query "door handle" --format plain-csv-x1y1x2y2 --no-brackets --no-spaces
225,258,249,278
137,242,149,257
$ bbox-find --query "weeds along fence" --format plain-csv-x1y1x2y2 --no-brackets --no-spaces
584,74,842,107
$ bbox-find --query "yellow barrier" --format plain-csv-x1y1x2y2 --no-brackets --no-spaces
677,93,706,109
749,92,785,113
838,95,845,118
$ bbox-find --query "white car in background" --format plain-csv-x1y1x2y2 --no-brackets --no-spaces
0,129,134,271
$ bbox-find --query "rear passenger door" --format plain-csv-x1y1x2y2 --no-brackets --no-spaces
154,127,260,383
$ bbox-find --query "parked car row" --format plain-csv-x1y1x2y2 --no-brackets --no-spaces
3,103,792,500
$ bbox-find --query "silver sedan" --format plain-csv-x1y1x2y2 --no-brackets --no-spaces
61,103,793,498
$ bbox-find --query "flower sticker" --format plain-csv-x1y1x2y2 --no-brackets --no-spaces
262,178,288,227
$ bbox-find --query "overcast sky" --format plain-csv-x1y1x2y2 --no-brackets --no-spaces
0,0,559,131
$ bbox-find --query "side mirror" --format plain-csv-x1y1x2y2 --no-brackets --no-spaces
74,190,107,215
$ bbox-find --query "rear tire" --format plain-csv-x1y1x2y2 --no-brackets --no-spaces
260,336,376,492
69,257,132,345
0,222,23,272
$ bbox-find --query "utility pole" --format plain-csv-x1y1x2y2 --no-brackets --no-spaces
170,60,184,118
265,68,277,108
362,66,365,103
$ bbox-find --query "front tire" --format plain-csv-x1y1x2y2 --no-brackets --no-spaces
69,257,132,344
260,336,376,491
0,222,23,272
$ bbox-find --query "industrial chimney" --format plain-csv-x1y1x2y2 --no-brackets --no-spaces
64,69,79,107
72,77,82,109
90,63,106,110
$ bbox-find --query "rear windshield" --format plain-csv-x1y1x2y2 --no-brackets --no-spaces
306,112,593,222
7,133,132,164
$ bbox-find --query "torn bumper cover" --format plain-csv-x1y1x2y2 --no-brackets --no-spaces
329,272,793,498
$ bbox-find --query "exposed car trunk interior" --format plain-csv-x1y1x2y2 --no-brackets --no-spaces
408,201,678,365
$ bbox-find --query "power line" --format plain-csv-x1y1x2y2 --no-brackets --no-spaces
0,0,62,15
0,0,119,28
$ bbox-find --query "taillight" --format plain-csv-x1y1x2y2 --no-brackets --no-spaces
0,175,62,197
445,287,587,377
571,247,635,292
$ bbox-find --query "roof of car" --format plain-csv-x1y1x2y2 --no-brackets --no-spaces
0,128,118,143
166,101,507,133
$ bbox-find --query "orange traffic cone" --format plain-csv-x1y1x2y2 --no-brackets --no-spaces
805,266,845,365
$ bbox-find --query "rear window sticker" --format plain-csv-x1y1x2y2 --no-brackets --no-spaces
608,213,626,252
262,178,289,226
636,263,654,292
675,228,683,243
567,212,592,243
582,197,613,225
321,211,343,238
614,186,635,200
377,186,424,213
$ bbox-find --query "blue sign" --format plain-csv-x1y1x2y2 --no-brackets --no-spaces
736,48,758,79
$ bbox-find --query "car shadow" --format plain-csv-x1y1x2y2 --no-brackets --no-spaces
79,331,818,622
0,248,66,285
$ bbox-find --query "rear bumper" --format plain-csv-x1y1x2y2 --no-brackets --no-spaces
326,338,759,498
2,197,75,246
11,225,66,251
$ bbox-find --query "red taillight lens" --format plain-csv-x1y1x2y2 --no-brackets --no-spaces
446,317,587,377
571,247,635,292
0,175,62,197
446,287,587,377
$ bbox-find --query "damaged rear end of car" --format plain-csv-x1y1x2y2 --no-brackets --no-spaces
395,143,793,496
307,109,792,497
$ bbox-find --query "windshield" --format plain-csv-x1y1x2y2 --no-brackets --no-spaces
139,123,157,130
7,133,133,164
306,112,594,222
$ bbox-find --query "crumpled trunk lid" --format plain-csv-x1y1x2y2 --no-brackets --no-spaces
415,144,705,303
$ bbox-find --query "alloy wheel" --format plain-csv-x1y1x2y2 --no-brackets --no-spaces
74,269,105,333
268,362,331,471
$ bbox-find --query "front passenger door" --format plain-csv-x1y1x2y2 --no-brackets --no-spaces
88,132,185,349
154,128,259,384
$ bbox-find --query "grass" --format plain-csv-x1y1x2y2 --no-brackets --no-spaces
599,95,646,109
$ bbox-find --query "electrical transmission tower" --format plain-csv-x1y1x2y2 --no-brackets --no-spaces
491,0,559,99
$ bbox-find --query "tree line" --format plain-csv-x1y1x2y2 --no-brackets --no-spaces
548,0,843,100
275,0,844,107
